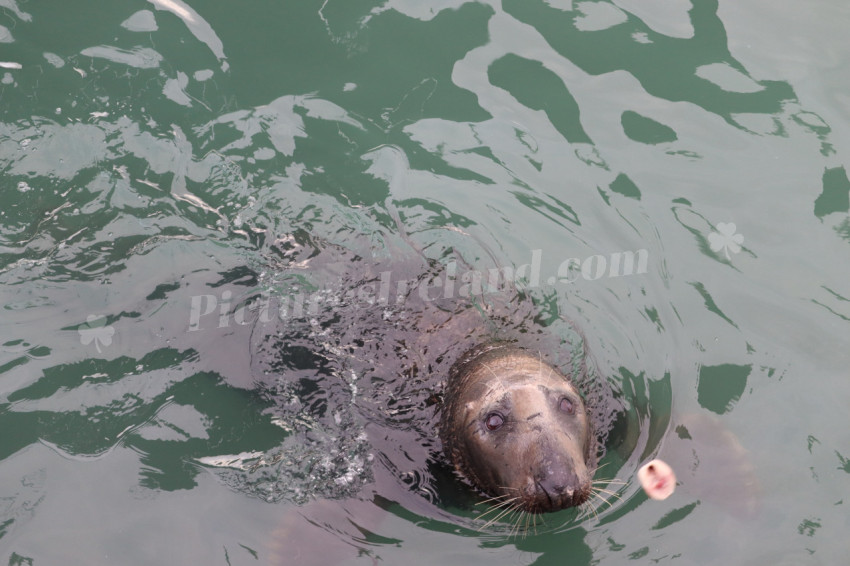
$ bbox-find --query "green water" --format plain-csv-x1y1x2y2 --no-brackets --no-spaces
2,0,849,564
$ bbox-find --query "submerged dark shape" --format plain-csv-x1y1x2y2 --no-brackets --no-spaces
221,235,619,520
440,343,597,513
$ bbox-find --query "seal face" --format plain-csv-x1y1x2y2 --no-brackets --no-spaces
440,343,596,513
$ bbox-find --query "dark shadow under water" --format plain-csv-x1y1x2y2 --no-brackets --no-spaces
202,234,625,552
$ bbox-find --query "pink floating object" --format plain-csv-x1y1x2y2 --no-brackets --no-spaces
638,459,676,500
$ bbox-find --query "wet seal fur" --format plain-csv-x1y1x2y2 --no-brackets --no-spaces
440,343,597,513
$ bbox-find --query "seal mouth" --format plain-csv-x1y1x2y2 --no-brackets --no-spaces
518,479,593,514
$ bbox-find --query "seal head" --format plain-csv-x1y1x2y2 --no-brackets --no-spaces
440,343,596,513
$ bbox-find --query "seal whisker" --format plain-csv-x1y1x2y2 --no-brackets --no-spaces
479,512,511,531
475,492,513,506
476,497,516,513
514,507,527,537
591,471,625,484
536,510,547,528
574,505,589,523
592,487,624,502
588,489,613,516
545,357,556,382
579,488,609,522
592,483,624,498
576,498,595,522
584,494,602,522
590,487,610,502
479,500,523,530
506,511,518,538
509,511,522,539
476,497,521,519
592,478,626,486
476,496,521,520
575,506,587,522
524,509,532,538
577,507,590,523
481,361,510,396
509,508,526,539
482,505,524,536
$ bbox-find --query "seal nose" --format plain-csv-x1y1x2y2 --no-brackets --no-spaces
528,436,590,509
537,469,580,499
532,438,582,492
534,470,590,509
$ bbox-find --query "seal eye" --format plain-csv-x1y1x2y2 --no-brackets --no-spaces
558,397,575,414
485,413,504,431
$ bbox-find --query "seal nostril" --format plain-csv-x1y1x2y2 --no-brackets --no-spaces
534,479,555,506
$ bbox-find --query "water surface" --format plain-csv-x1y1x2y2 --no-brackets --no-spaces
1,1,849,564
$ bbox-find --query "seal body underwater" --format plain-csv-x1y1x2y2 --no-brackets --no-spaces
440,343,597,513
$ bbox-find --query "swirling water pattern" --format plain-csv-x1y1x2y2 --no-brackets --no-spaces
1,0,849,564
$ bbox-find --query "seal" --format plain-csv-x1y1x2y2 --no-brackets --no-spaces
440,343,597,514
